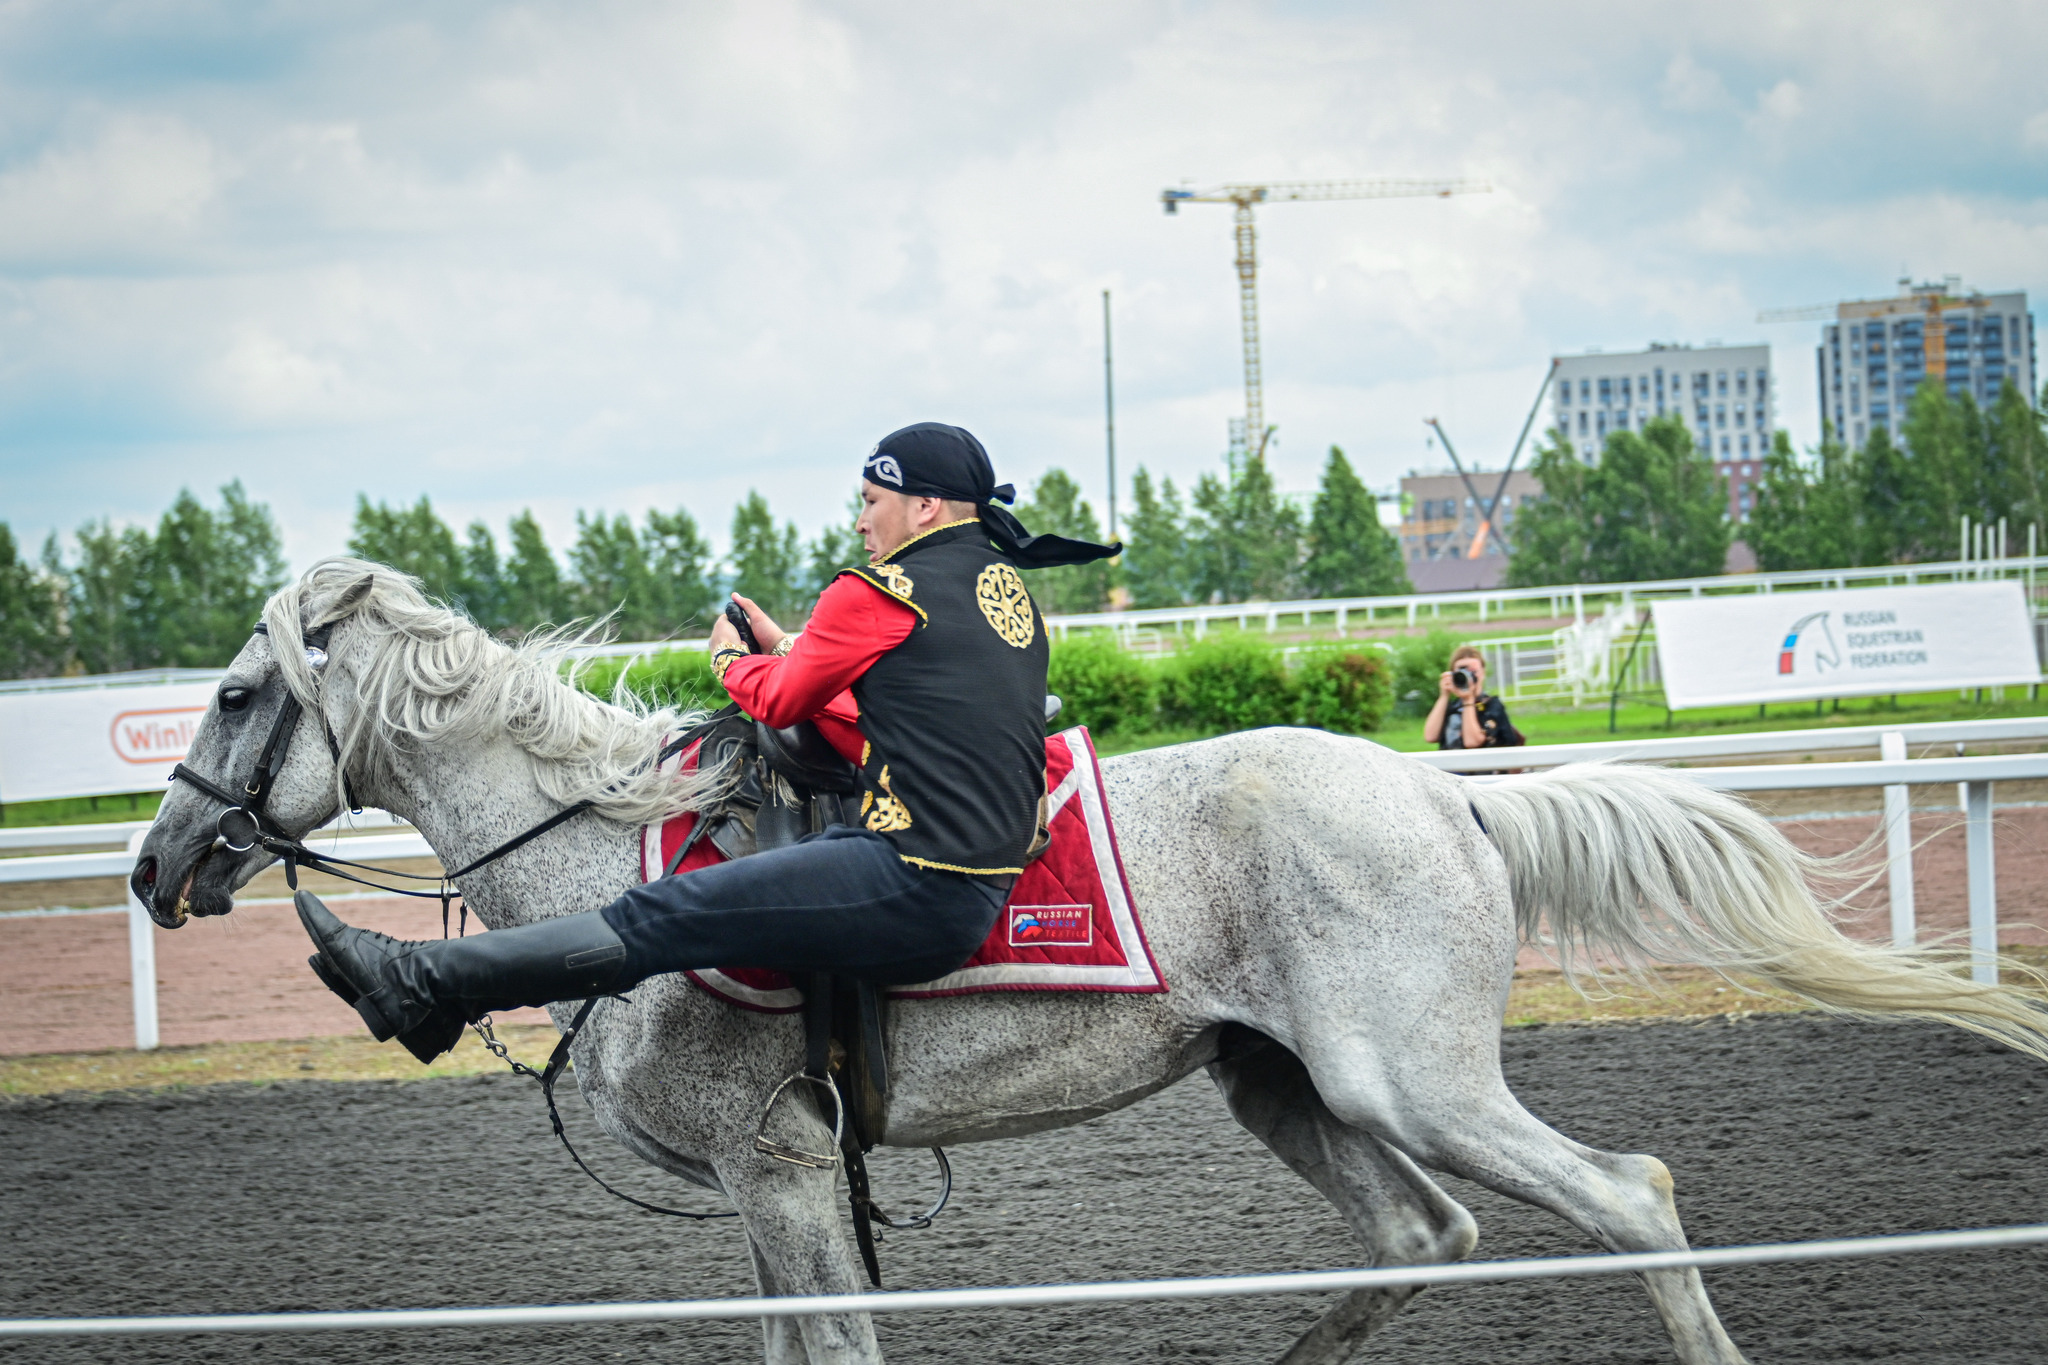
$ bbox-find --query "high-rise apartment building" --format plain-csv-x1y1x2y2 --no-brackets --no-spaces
1816,280,2034,450
1551,341,1775,522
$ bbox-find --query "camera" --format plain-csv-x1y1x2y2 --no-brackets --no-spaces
1451,666,1475,691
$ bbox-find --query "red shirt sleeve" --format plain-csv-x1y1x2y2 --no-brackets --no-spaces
721,574,915,747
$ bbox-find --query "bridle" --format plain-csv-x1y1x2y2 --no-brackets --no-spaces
165,619,725,909
167,620,599,907
169,622,356,865
165,615,748,1225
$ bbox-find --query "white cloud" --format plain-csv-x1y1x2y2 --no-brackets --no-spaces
0,0,2044,570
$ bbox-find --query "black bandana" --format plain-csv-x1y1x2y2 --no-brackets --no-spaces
863,422,1120,569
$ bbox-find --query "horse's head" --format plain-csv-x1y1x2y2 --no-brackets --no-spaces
131,565,379,928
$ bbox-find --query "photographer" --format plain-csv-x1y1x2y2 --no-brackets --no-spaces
1423,644,1524,750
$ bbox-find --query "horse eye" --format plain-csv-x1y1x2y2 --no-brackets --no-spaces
219,687,253,712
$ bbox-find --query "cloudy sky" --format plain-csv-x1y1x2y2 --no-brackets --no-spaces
4,1,2045,569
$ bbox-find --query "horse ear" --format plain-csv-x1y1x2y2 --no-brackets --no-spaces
306,572,377,630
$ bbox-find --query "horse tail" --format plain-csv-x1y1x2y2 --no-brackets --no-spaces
1466,761,2048,1062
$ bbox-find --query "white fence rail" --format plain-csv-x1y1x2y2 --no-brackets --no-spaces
3,1222,2044,1339
6,723,2046,1049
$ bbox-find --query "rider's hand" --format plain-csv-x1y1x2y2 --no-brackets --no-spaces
729,593,787,654
709,613,743,655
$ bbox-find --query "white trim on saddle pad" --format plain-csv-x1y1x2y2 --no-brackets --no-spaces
681,726,1162,1012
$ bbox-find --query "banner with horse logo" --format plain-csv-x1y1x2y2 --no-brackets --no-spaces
1652,581,2040,710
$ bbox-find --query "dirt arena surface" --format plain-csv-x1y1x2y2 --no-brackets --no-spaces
4,1013,2045,1364
6,806,2046,1058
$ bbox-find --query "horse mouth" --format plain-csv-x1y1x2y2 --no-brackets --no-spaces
135,844,239,929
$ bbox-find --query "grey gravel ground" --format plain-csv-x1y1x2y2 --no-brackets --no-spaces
4,1013,2047,1364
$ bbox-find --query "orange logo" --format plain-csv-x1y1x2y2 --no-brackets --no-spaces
109,707,206,764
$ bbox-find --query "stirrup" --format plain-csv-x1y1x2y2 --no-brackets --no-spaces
753,1071,844,1169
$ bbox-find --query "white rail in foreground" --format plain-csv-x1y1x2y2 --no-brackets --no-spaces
3,1223,2043,1338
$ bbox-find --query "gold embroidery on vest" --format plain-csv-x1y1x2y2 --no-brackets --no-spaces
975,563,1035,648
871,563,915,599
863,765,913,833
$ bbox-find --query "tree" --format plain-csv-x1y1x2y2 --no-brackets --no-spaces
801,495,865,615
728,491,803,623
459,521,511,633
1016,469,1113,614
1186,453,1301,602
503,510,569,631
1122,468,1195,608
569,511,655,637
1744,430,1865,572
0,524,66,678
1301,445,1410,597
348,495,464,603
59,482,287,673
1507,416,1728,585
642,508,719,633
140,482,289,667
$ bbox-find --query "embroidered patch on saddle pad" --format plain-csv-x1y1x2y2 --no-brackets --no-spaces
638,725,1165,1014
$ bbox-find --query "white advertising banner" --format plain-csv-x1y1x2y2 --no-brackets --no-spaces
1652,581,2041,710
0,681,220,803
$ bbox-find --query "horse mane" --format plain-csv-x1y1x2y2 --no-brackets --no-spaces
264,556,716,826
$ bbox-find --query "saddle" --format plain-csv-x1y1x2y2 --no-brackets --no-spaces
677,696,1062,1285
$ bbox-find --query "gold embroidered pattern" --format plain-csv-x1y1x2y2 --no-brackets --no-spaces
871,563,915,599
710,646,746,682
863,765,913,833
975,563,1036,648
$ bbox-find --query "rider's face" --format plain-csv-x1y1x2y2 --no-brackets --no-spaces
858,482,941,560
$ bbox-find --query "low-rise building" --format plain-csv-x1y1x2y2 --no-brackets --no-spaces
1397,468,1543,593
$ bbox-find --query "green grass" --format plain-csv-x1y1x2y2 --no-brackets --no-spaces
1092,687,2048,758
2,790,162,829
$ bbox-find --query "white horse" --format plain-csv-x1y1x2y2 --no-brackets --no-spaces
135,560,2048,1365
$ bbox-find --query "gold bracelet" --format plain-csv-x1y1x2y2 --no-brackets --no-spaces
710,647,747,683
772,633,799,657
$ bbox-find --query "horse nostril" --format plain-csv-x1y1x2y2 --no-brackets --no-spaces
138,857,158,888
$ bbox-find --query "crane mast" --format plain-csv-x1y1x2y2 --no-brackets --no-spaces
1163,178,1489,461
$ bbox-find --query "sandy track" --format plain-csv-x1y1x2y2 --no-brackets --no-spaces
3,1014,2045,1362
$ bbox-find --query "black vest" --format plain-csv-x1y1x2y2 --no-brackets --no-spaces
842,520,1048,876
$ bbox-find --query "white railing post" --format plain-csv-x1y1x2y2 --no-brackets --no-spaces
1964,780,1997,985
125,828,159,1051
1880,732,1915,947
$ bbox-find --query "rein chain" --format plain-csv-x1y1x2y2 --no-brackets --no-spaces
168,636,746,1222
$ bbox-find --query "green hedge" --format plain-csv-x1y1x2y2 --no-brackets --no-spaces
579,635,1394,738
1292,643,1395,735
1046,632,1158,736
574,648,720,712
1054,631,1391,737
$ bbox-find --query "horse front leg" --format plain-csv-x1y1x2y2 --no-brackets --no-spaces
723,1158,882,1365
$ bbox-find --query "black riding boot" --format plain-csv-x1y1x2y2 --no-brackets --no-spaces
296,891,629,1063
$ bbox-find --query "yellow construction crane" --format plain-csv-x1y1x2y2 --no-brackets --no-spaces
1162,178,1490,460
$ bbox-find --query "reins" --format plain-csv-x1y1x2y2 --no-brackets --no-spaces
167,625,747,1221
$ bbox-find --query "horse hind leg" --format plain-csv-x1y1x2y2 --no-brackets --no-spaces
1209,1040,1478,1364
1298,1040,1747,1365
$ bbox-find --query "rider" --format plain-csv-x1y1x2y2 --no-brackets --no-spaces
296,423,1119,1062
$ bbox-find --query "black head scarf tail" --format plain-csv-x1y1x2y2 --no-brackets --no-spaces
864,422,1121,569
